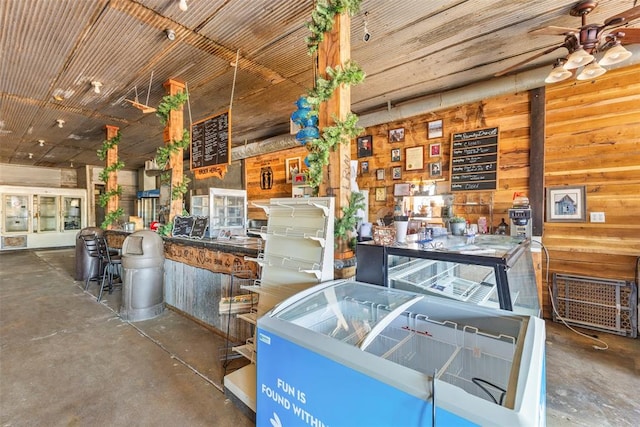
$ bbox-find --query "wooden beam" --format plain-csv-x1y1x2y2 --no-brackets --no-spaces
163,78,186,223
529,87,545,236
105,125,119,230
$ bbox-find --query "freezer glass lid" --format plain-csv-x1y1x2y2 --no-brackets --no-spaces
272,282,421,346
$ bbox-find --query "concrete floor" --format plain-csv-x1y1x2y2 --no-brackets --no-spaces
1,248,639,426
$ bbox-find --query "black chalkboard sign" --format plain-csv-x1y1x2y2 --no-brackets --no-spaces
190,110,231,170
172,216,194,237
450,127,499,192
190,216,209,239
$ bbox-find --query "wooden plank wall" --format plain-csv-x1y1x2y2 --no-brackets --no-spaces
542,65,640,318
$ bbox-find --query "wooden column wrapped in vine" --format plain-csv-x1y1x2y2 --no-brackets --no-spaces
162,79,187,223
97,125,124,229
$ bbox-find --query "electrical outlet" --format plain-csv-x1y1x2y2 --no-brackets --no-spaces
590,212,605,223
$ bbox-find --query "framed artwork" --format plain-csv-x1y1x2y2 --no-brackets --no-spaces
388,127,405,143
429,142,441,157
361,160,369,174
357,135,373,158
429,161,442,178
405,146,424,171
391,148,401,162
285,157,300,183
546,186,586,222
392,166,402,180
376,168,385,180
375,186,387,202
427,119,443,139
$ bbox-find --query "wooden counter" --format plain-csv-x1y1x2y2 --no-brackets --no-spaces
107,230,260,342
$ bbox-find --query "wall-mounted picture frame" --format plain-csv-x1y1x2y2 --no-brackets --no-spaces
429,161,442,178
392,166,402,180
376,168,385,180
429,142,441,158
546,185,586,222
405,146,424,171
361,160,369,174
357,135,373,158
375,186,387,202
388,127,405,143
391,148,401,162
428,119,443,139
285,157,300,183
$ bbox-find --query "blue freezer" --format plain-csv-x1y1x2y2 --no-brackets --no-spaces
256,280,545,426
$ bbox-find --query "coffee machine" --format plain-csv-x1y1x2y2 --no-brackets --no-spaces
508,194,532,238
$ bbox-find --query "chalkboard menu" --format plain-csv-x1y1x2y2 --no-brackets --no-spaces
450,127,499,192
172,215,209,239
191,110,231,170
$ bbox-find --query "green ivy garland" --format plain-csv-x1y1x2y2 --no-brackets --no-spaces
334,191,365,250
96,131,125,229
155,129,190,170
156,92,189,126
305,0,362,54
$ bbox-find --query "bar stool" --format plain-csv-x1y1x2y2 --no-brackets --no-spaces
96,236,122,302
80,234,103,291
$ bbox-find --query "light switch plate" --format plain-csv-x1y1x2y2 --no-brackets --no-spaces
590,212,605,223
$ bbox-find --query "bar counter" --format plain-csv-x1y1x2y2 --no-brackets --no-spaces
106,230,260,341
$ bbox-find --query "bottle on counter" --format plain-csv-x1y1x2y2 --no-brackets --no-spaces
496,218,508,235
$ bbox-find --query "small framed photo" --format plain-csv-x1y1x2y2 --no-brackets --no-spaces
388,127,405,143
428,119,443,139
285,157,301,183
405,146,424,171
546,185,586,222
391,148,401,162
357,135,373,158
376,168,385,180
361,161,369,174
429,142,441,158
429,161,442,178
375,186,387,202
392,166,402,180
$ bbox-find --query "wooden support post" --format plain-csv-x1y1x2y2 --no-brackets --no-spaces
317,13,352,258
163,79,186,223
105,125,119,230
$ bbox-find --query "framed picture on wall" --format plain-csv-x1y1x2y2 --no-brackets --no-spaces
429,161,442,178
388,127,405,143
391,148,401,162
429,142,441,157
427,119,443,139
285,157,300,183
392,166,402,180
375,186,387,202
357,135,373,158
405,146,424,171
361,160,369,174
546,185,586,222
376,168,385,180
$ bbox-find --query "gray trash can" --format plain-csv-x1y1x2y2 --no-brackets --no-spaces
120,230,165,322
75,227,104,281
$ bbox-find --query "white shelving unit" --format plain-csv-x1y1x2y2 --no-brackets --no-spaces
224,196,335,412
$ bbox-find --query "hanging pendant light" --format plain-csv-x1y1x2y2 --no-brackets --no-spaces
564,48,594,70
545,59,572,83
577,61,607,80
599,43,632,66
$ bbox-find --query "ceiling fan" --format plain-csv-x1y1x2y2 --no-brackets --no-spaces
495,1,640,81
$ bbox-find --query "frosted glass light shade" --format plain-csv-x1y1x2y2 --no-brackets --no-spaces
577,62,607,80
564,48,594,69
545,63,572,83
599,44,632,66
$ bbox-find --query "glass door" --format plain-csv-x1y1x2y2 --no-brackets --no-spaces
3,194,30,232
35,195,58,232
62,197,82,231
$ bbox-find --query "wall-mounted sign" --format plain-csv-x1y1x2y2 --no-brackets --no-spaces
260,166,273,190
191,110,231,170
450,127,499,192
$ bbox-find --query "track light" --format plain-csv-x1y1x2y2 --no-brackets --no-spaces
38,139,45,147
545,59,572,83
165,29,176,41
599,43,632,66
56,119,65,128
577,61,607,80
178,0,188,11
91,81,102,94
564,48,594,70
28,153,33,159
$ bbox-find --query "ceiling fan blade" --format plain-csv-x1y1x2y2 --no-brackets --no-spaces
530,26,579,36
494,44,566,77
620,27,640,44
604,6,640,27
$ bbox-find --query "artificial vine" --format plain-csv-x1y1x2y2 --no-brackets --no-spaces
334,191,365,250
156,91,189,125
305,0,363,54
96,131,125,229
155,129,190,170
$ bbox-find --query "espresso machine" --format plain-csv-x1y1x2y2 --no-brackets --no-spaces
508,195,532,238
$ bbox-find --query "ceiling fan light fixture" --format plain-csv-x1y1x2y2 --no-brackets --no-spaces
564,48,594,70
576,61,607,80
545,60,572,83
599,43,632,66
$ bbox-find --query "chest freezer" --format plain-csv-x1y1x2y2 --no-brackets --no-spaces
257,280,545,427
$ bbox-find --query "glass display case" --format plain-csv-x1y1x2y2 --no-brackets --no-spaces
62,197,82,231
257,280,546,427
35,195,58,232
357,235,540,317
190,194,209,217
209,188,246,237
3,194,29,232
